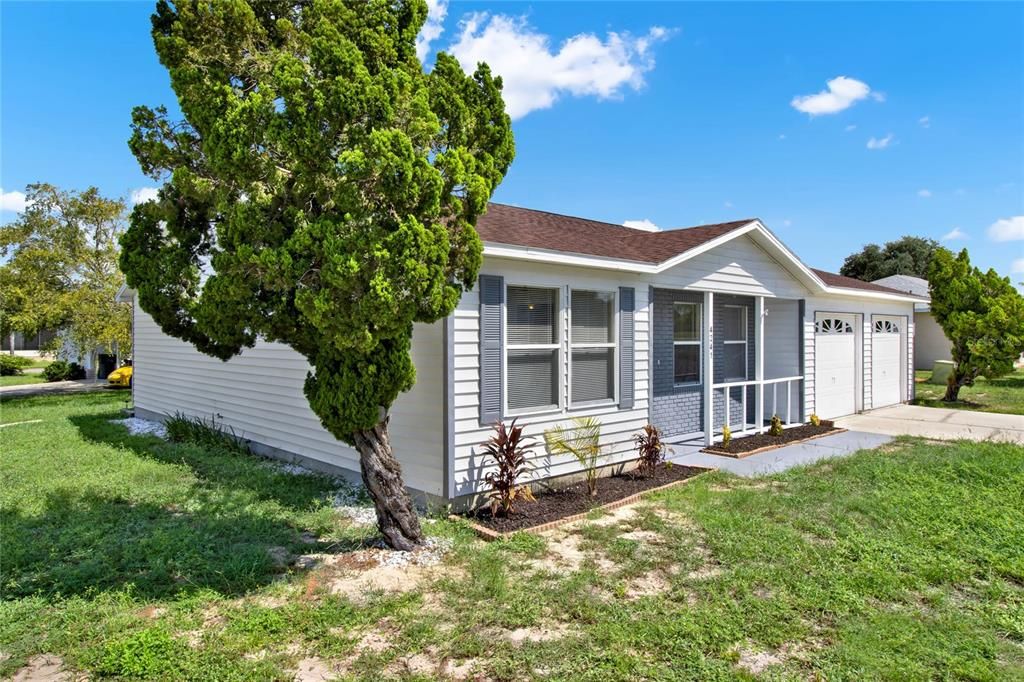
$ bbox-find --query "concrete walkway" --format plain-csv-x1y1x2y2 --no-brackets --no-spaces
671,430,893,477
0,379,112,399
835,404,1024,444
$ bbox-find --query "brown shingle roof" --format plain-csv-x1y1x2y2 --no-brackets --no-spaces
474,203,918,298
475,203,753,264
811,268,912,295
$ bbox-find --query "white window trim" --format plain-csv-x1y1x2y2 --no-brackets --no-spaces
673,301,702,386
568,288,618,408
722,304,748,381
503,283,563,417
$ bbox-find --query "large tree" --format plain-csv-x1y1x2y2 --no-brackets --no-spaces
0,184,131,364
927,248,1024,402
839,235,939,282
121,0,514,549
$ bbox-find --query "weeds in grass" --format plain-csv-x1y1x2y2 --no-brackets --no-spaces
164,411,251,455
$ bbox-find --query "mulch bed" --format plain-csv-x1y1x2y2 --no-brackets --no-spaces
463,464,708,535
702,421,842,458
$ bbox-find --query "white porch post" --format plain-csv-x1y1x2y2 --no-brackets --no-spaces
755,296,765,433
703,291,714,446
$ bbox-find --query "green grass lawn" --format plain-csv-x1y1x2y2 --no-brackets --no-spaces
913,367,1024,416
0,373,47,387
2,392,1022,680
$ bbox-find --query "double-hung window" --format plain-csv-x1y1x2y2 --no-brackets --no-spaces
506,286,560,413
570,290,616,404
673,302,701,384
722,305,748,380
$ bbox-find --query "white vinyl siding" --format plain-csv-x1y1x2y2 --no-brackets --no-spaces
452,258,650,498
131,299,445,496
657,234,809,298
569,289,616,405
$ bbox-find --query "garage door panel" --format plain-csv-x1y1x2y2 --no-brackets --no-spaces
871,317,903,408
814,315,856,419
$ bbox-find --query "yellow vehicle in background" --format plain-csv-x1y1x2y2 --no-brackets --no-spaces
107,363,133,388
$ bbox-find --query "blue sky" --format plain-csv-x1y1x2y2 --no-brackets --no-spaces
2,1,1022,280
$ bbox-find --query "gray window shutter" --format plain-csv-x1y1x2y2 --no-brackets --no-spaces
619,286,635,409
479,274,504,425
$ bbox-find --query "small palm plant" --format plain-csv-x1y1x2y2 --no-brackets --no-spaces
481,419,536,517
545,417,604,497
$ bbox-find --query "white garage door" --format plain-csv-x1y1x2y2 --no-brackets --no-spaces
872,318,902,408
815,314,857,418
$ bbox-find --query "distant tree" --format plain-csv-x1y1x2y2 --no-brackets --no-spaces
0,184,131,363
927,248,1024,402
120,0,514,549
839,236,939,282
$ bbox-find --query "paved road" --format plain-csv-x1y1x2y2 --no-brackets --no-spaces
0,379,115,399
836,404,1024,444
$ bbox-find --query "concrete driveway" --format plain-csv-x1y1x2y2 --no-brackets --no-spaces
835,404,1024,444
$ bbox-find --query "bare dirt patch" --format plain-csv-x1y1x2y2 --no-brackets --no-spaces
294,656,337,681
504,622,576,645
733,645,784,676
619,529,663,543
305,538,452,603
9,655,72,682
624,570,673,599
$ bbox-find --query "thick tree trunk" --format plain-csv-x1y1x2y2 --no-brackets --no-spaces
351,416,424,551
943,370,966,402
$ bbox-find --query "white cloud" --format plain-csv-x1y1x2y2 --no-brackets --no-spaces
941,227,967,241
623,218,659,232
866,133,894,150
1012,258,1024,274
783,219,792,227
919,115,930,128
791,76,877,116
844,124,857,132
415,0,448,62
130,187,160,205
0,188,28,213
987,215,1024,242
448,14,672,119
917,189,932,198
777,133,786,140
723,201,733,209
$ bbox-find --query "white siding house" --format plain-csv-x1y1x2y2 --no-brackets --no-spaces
126,204,924,504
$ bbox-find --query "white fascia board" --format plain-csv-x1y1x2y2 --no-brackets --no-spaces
482,244,660,273
820,286,927,303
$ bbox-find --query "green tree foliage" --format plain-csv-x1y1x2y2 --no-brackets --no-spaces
0,184,131,364
927,248,1024,401
120,0,514,549
839,236,939,282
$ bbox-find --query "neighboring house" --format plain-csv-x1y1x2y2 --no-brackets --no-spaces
871,274,951,371
121,204,924,505
2,329,57,359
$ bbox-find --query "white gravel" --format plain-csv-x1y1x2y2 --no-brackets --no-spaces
359,536,453,567
110,417,167,439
